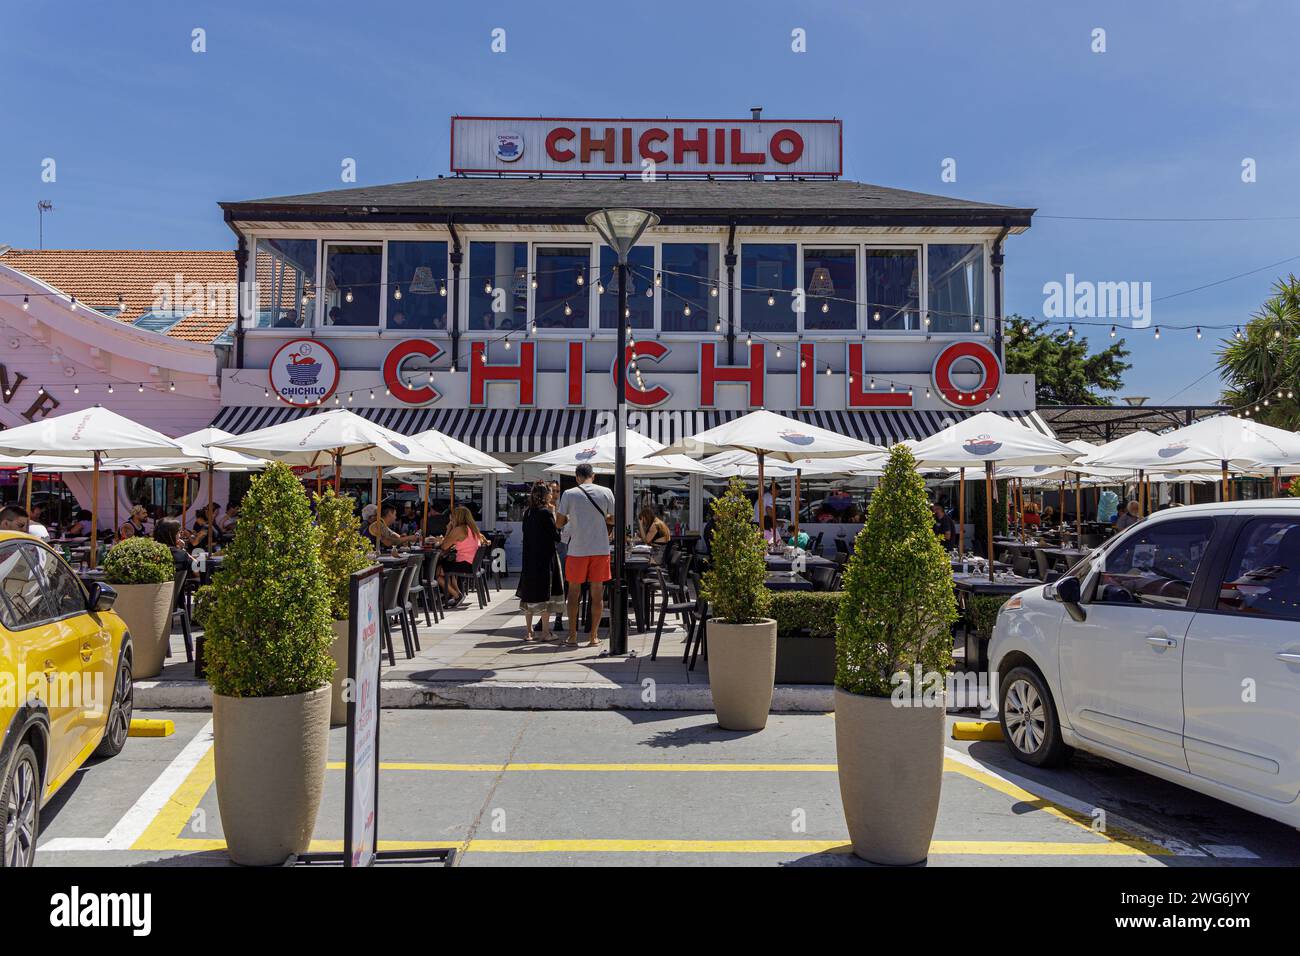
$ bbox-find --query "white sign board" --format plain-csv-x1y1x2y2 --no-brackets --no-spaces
345,566,382,868
451,116,842,176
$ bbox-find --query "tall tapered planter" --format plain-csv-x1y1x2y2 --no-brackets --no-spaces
109,582,172,678
834,689,944,865
213,686,330,866
708,619,777,731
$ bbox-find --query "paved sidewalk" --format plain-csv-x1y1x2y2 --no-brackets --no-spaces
142,576,840,711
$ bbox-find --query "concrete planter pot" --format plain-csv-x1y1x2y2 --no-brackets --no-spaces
834,687,944,865
707,619,778,731
109,582,172,678
327,619,350,726
213,685,330,866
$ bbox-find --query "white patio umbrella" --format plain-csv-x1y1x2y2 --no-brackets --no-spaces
910,412,1081,580
657,409,885,544
1083,415,1300,500
528,430,716,476
0,406,184,567
390,429,512,534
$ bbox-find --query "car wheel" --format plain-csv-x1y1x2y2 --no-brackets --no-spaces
94,650,133,758
1,742,41,868
999,666,1070,767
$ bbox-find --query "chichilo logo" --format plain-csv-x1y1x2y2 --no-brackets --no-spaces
50,886,151,936
1042,273,1152,328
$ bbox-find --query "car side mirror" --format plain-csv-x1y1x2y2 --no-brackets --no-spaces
1052,575,1087,623
87,582,117,613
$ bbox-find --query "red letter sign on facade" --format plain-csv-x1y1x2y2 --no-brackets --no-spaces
470,341,536,407
798,342,817,408
699,342,764,407
846,343,912,407
932,341,1001,408
613,340,672,407
382,339,443,405
566,341,586,407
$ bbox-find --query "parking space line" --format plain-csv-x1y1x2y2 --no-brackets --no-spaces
325,762,839,772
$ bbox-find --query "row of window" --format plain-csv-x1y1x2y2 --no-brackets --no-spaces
1089,516,1300,621
250,237,987,336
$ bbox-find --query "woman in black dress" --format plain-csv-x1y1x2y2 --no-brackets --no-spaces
515,482,564,642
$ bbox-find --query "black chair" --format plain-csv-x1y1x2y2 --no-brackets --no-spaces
809,531,824,556
806,563,837,592
168,564,194,663
834,537,850,558
420,549,443,623
650,556,698,661
398,553,426,650
378,565,407,666
447,542,493,610
1012,554,1033,577
405,552,433,629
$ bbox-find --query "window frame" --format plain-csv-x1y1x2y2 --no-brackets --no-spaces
0,542,66,631
1083,516,1223,611
381,239,451,334
320,239,384,332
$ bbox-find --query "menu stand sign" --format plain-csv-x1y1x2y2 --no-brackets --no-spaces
297,564,454,868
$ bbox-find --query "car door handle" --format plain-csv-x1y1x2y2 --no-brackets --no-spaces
80,641,93,662
1146,635,1178,648
1276,652,1300,664
43,659,57,680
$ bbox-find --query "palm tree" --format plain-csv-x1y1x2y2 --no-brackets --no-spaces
1217,276,1300,429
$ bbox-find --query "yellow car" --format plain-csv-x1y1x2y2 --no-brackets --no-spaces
0,530,133,867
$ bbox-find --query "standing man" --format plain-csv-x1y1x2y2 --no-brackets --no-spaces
555,463,614,648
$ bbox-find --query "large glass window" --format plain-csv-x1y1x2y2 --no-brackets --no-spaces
468,241,527,332
1216,518,1300,621
534,246,590,330
661,242,719,332
866,248,921,331
253,238,316,329
927,243,985,333
598,246,654,330
802,247,857,331
1095,518,1214,608
323,243,381,327
741,243,797,333
0,544,48,629
385,241,448,331
27,544,85,619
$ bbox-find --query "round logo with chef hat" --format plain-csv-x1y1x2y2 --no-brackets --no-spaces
269,339,340,407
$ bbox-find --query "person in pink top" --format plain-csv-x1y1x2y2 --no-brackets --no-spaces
437,506,487,608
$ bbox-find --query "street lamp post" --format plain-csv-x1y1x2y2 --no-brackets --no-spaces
585,208,659,656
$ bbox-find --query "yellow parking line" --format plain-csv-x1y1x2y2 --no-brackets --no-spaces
131,747,216,852
325,762,839,772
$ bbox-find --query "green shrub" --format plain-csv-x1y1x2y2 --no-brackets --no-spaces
314,488,372,622
767,590,842,638
202,462,334,698
191,584,215,630
964,595,1007,638
836,444,957,697
102,536,174,585
700,477,770,624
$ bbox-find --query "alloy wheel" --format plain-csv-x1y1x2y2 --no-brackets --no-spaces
106,657,133,752
1003,678,1047,755
4,756,38,867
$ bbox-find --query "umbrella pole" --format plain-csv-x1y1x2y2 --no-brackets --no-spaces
1017,478,1025,542
985,462,995,583
1074,473,1082,543
1221,460,1228,502
181,473,188,532
793,470,801,544
113,473,119,539
206,463,213,537
90,452,100,569
756,452,767,546
24,465,32,533
333,451,342,493
449,472,456,510
422,465,431,537
315,466,322,496
1274,466,1281,498
958,467,966,555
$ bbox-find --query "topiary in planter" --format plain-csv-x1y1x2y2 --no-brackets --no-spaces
314,488,372,623
700,477,770,624
836,444,957,696
102,537,173,585
203,461,334,699
833,443,958,865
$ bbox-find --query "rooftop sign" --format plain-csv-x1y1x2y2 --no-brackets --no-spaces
450,116,842,177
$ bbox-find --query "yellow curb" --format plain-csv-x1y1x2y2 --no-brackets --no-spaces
951,720,1003,742
128,718,175,738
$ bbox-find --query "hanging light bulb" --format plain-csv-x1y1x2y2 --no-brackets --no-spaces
345,289,354,303
22,296,29,310
107,383,114,394
775,345,782,358
683,304,692,317
264,387,269,398
624,307,631,319
597,279,605,294
746,333,752,347
800,357,807,369
369,388,375,400
169,381,175,391
825,366,832,377
645,285,654,298
1195,327,1202,340
1067,324,1075,338
439,282,447,297
766,294,775,307
137,383,144,393
531,275,538,290
889,382,896,393
821,302,829,314
925,387,931,398
504,338,512,350
849,374,855,385
73,384,79,394
70,296,77,310
530,320,537,334
1109,325,1117,338
484,279,493,294
1154,327,1161,339
973,320,981,332
117,294,126,311
393,286,402,300
872,310,880,322
710,285,718,297
576,269,585,287
348,392,354,403
450,364,457,375
333,394,340,405
480,351,488,364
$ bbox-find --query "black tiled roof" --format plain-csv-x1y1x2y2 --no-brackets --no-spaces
221,178,1033,228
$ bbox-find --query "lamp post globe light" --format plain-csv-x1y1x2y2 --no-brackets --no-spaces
585,207,660,655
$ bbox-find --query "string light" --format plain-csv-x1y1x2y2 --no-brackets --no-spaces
1154,327,1161,339
563,302,572,316
439,282,447,297
22,296,29,310
654,272,662,287
1109,325,1116,338
597,280,605,294
70,296,77,310
393,286,402,300
766,294,775,307
137,383,144,393
73,384,79,394
345,289,353,303
576,269,585,287
484,279,493,294
710,286,718,297
1195,327,1202,339
107,384,113,394
169,381,175,391
531,276,538,290
821,302,829,313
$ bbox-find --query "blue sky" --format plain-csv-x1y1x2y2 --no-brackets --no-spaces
3,0,1296,404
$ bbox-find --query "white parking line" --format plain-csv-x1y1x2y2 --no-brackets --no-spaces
40,719,214,853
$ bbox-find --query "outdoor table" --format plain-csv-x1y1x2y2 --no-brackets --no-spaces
622,549,660,632
764,571,811,591
950,558,1010,574
952,572,1042,672
764,552,834,573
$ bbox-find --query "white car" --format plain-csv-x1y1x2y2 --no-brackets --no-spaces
988,499,1300,827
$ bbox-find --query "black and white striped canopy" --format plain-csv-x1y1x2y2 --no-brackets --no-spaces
211,405,1053,455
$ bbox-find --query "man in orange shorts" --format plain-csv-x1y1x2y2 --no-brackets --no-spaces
555,463,615,647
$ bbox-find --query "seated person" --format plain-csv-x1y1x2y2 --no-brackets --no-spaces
272,308,301,329
67,509,93,537
119,504,149,540
152,518,192,574
188,508,218,551
638,505,671,545
369,503,421,551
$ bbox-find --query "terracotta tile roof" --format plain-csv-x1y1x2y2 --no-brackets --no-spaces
0,249,236,344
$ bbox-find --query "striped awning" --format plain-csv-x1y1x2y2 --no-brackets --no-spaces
211,405,1053,455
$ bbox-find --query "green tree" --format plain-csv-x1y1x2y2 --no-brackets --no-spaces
1006,317,1131,405
203,462,334,698
835,445,956,698
1216,276,1300,429
700,477,770,624
314,488,372,622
